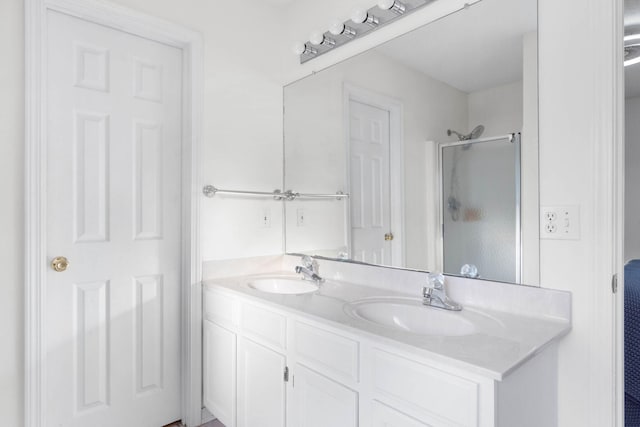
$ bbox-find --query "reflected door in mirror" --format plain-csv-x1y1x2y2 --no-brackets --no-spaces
349,100,393,264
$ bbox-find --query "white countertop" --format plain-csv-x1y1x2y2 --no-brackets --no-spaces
203,271,571,380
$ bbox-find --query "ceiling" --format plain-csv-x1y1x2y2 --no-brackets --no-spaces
375,0,537,94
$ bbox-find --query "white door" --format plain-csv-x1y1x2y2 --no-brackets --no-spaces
237,337,286,427
291,364,358,427
45,10,183,426
349,99,393,264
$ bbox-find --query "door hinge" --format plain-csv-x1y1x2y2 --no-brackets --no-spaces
612,274,618,294
284,366,289,382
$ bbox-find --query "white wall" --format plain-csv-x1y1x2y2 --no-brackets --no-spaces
0,0,25,422
2,0,287,424
626,97,640,262
538,0,618,425
468,81,523,135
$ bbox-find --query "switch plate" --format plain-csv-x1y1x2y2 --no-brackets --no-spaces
261,208,271,227
540,206,580,240
296,208,305,227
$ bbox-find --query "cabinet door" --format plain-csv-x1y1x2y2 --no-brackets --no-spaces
292,364,358,427
371,401,432,427
203,320,236,427
237,337,286,427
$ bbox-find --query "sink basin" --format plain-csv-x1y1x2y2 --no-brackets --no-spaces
344,297,476,336
248,277,319,295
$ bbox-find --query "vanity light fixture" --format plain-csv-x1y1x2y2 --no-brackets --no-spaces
378,0,407,15
625,34,640,67
294,0,435,64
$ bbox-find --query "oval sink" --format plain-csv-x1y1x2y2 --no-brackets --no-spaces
248,277,318,295
344,297,476,336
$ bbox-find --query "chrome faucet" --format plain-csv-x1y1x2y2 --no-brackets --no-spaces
295,255,324,284
422,272,462,311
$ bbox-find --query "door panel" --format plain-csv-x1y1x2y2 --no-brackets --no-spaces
46,10,183,426
203,321,237,427
237,337,286,427
349,100,392,265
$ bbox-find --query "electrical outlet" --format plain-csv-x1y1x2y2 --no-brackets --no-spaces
296,208,305,227
261,208,271,227
540,206,580,240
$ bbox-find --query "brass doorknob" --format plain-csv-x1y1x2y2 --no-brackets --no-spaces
51,256,69,272
384,233,394,241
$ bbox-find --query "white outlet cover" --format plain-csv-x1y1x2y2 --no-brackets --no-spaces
540,206,580,240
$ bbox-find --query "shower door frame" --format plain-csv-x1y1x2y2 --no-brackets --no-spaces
437,133,522,284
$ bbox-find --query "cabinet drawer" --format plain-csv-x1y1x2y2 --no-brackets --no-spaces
204,289,238,329
294,321,359,385
241,302,287,351
372,349,478,427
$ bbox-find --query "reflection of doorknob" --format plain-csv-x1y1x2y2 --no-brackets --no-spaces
51,256,69,272
384,233,394,241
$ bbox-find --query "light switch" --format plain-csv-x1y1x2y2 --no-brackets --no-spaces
261,208,271,227
297,208,305,227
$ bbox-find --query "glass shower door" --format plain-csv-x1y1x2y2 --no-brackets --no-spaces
440,134,521,283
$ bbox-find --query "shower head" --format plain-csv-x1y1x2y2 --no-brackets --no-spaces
446,125,485,141
469,125,484,140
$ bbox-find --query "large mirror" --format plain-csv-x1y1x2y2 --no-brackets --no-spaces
284,0,539,285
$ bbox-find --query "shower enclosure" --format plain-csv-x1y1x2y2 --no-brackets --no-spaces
439,133,521,283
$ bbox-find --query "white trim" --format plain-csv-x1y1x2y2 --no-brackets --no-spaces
24,1,203,426
343,83,405,267
613,0,625,424
589,0,624,424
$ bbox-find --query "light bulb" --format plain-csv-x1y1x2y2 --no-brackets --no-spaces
310,31,324,46
351,8,367,24
292,42,306,55
329,20,345,36
378,0,405,14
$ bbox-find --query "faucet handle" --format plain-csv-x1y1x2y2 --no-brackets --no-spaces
301,255,315,269
427,272,445,290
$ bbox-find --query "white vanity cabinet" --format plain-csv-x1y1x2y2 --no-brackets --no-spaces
203,286,559,427
203,288,359,427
